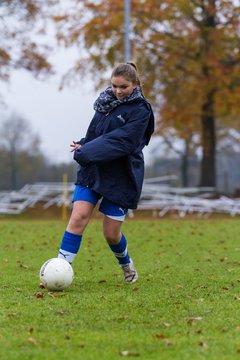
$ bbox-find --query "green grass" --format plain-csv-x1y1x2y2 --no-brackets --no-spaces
1,218,240,359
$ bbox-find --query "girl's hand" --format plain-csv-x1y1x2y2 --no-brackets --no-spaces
70,140,81,152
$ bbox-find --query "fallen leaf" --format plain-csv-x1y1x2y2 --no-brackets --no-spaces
119,350,140,357
7,313,17,318
154,334,173,346
34,292,44,298
164,265,170,269
154,333,168,339
193,285,207,290
176,284,183,288
112,273,120,278
189,316,203,321
98,280,107,284
56,311,65,316
160,322,171,328
28,337,38,345
19,264,29,269
187,317,203,325
164,339,173,346
199,341,207,349
48,292,67,298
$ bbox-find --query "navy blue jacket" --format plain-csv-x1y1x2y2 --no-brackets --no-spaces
74,98,154,209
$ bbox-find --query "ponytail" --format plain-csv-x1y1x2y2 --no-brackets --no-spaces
111,62,143,94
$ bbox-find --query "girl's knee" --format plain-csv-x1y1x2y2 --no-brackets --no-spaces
67,209,91,234
103,225,121,244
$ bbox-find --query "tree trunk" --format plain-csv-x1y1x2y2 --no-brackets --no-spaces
10,149,17,190
199,91,216,187
199,0,217,188
181,138,190,187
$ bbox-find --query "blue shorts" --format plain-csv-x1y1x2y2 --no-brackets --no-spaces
72,185,128,221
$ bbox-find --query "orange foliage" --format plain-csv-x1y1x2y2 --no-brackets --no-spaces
0,0,53,81
46,0,240,140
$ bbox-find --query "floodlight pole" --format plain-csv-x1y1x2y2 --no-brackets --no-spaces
124,0,131,62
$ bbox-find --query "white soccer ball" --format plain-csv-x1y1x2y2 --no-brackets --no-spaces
39,258,74,291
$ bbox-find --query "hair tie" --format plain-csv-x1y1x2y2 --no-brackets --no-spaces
126,62,137,70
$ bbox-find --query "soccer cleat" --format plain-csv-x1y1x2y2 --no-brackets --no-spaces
120,260,138,284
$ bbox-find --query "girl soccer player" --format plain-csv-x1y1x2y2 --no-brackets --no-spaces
58,62,154,284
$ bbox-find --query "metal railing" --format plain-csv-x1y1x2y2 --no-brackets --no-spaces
0,179,239,217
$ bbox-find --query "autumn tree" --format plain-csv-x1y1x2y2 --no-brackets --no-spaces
158,1,240,187
0,0,53,93
51,0,240,187
0,113,41,189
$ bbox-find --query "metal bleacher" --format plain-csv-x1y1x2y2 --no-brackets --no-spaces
0,178,240,217
0,182,74,215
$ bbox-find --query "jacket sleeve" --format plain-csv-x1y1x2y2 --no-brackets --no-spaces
76,138,85,145
74,103,151,167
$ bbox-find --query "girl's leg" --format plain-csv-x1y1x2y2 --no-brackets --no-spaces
58,200,95,264
103,216,129,263
103,216,138,283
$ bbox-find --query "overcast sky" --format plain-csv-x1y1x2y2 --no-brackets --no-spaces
1,69,98,164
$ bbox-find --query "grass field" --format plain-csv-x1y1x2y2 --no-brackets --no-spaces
1,217,240,360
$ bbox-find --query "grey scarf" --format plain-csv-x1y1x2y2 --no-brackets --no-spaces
93,85,143,114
